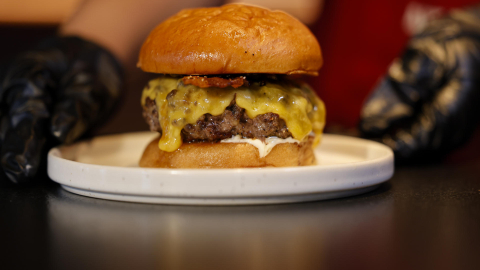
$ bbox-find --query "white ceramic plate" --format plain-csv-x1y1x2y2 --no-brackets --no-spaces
47,132,394,205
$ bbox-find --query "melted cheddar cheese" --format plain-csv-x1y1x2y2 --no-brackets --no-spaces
141,76,325,152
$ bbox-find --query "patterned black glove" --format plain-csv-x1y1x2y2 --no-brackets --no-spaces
359,6,480,162
0,36,123,183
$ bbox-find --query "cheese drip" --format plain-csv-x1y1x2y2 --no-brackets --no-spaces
141,76,326,152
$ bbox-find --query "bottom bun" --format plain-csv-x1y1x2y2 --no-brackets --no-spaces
139,136,316,168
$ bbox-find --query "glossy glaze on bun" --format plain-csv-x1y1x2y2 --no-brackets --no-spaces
139,136,316,168
137,4,322,75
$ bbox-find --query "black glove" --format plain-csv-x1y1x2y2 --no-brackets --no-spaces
0,36,123,183
359,6,480,162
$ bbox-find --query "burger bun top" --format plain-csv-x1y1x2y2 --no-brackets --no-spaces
137,4,322,76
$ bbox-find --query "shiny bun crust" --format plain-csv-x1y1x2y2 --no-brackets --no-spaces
139,137,316,168
138,4,322,75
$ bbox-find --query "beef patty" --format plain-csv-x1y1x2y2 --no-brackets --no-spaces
143,97,292,142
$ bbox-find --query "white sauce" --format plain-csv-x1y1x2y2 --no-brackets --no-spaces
220,135,300,158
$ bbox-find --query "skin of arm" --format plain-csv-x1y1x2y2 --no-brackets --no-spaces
61,0,222,66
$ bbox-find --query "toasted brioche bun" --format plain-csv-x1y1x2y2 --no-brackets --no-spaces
137,4,322,75
139,137,316,168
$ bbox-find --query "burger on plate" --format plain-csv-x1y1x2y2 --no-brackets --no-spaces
137,4,325,168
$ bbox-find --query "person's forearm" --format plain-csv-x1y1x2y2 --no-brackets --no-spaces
61,0,222,65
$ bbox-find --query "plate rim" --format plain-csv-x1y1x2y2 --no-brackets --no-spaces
48,132,393,173
47,132,394,204
60,184,381,205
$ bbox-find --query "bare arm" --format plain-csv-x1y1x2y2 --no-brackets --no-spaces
61,0,222,66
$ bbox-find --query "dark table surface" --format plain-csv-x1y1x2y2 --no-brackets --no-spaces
2,161,480,270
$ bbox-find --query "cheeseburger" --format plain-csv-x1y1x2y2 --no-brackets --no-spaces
137,4,325,168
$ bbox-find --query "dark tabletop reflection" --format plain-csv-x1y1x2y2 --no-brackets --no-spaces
47,184,393,270
3,163,480,270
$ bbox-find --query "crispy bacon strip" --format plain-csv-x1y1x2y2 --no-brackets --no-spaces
182,76,249,88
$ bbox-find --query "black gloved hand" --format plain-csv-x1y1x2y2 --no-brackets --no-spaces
359,6,480,162
0,36,123,183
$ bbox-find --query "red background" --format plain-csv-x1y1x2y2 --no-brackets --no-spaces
309,0,479,129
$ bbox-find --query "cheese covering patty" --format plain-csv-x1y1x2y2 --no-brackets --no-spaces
141,76,326,152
